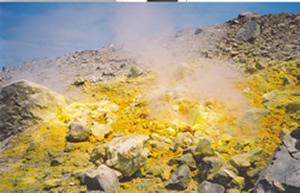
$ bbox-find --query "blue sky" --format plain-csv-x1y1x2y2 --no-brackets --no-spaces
0,3,299,68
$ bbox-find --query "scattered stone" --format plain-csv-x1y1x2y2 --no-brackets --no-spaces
127,66,143,78
26,142,39,152
253,126,300,193
229,148,263,169
277,23,286,30
193,139,215,163
208,167,237,187
165,165,191,190
90,145,106,164
85,164,120,193
198,180,225,193
169,132,195,152
147,165,164,177
73,78,86,86
0,80,65,141
245,63,257,74
43,179,62,190
64,143,76,152
105,134,149,177
195,28,204,35
198,156,225,181
66,122,90,142
262,90,279,105
283,76,295,85
51,157,65,166
71,169,86,185
177,153,197,170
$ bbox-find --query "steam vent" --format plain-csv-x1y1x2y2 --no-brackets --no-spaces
1,11,300,193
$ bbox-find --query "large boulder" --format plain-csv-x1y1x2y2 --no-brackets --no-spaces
253,126,300,193
0,80,65,141
105,134,149,177
236,18,260,42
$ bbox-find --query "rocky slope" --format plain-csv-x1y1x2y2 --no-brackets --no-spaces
0,11,299,193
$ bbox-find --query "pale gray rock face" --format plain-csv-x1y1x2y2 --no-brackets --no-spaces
253,126,300,193
105,134,149,177
0,80,65,141
165,164,192,190
85,164,120,193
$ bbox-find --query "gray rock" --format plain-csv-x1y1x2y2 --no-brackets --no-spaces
146,165,164,177
66,122,91,142
105,134,149,177
195,28,204,35
253,126,300,193
50,157,65,166
85,164,120,193
236,19,260,42
64,143,76,152
285,100,300,113
208,167,237,187
165,164,191,190
0,80,65,141
50,152,68,166
90,145,106,164
198,180,225,193
193,139,215,163
198,157,225,181
229,148,263,169
170,132,195,152
177,153,197,170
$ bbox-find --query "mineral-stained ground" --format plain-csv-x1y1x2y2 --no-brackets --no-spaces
0,11,299,193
